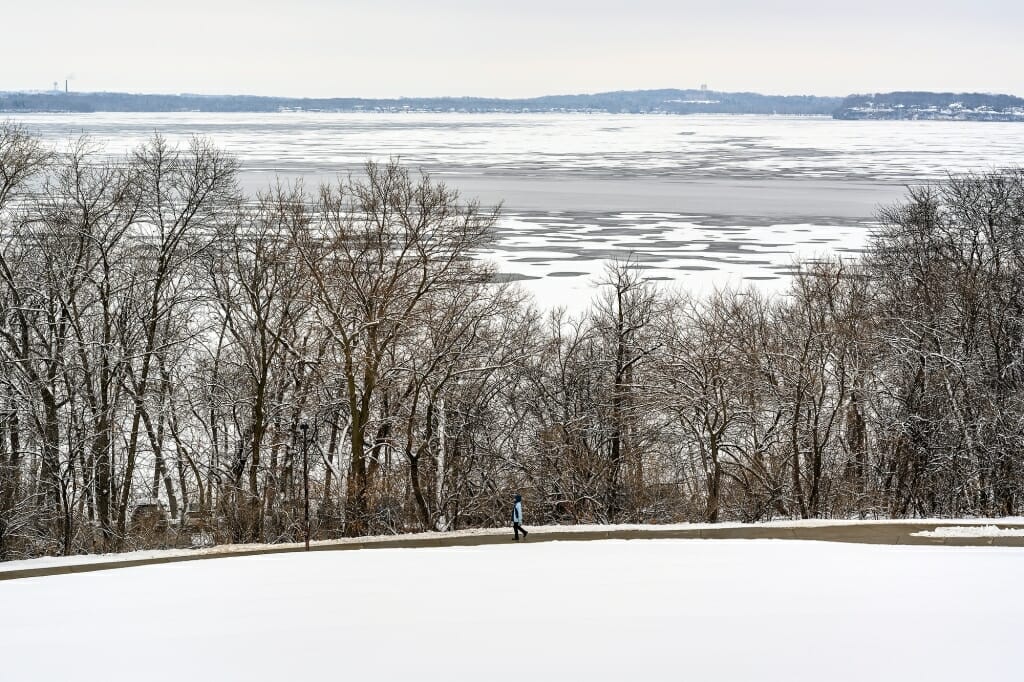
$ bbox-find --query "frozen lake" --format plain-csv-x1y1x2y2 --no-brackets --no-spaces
10,112,1024,307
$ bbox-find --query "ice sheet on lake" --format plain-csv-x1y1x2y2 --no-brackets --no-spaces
12,112,1023,182
485,210,870,308
9,112,1019,307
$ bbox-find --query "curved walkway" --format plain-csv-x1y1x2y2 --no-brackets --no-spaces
2,519,1023,582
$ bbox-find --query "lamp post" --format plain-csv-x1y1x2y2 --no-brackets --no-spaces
300,421,310,551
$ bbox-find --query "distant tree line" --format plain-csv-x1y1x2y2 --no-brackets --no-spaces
834,91,1024,120
839,91,1024,110
0,89,842,115
1,124,1022,560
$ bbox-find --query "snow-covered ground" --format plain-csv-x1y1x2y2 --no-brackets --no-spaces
2,538,1021,681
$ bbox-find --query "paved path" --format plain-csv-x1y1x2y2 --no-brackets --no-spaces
2,520,1022,582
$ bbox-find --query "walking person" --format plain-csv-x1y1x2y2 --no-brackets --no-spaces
512,493,529,541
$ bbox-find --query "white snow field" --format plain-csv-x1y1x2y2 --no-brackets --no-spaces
2,539,1022,682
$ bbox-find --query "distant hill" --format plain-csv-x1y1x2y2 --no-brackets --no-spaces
834,92,1024,121
0,88,841,115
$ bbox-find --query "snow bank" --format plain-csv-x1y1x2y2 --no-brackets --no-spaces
914,525,1024,538
1,539,1021,681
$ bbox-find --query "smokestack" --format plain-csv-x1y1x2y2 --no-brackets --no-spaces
65,80,68,94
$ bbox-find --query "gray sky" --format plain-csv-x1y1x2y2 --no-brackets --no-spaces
5,0,1022,98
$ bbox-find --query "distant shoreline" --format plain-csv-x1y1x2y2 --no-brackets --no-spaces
0,87,841,115
3,87,1022,120
2,110,840,117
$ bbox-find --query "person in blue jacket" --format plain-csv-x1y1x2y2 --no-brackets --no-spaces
512,493,528,541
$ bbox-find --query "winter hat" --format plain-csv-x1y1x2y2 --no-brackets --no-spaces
514,493,522,503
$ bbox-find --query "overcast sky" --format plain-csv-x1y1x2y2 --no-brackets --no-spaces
5,0,1022,98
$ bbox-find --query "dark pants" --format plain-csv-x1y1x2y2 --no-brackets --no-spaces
513,523,528,541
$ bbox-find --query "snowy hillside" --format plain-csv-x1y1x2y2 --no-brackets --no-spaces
2,539,1021,681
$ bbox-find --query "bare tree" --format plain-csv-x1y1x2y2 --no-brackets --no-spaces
114,135,238,544
294,161,498,535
